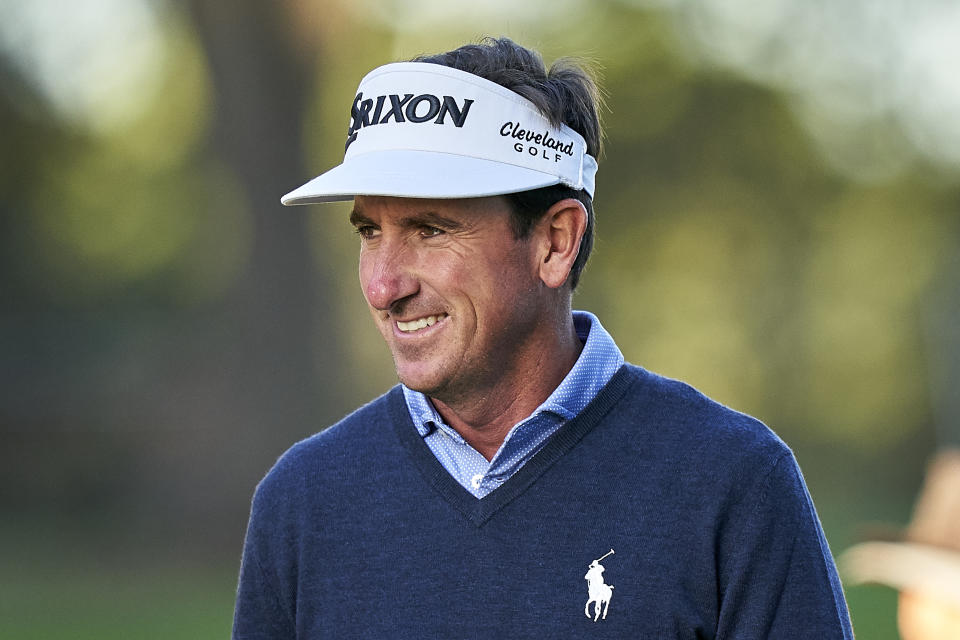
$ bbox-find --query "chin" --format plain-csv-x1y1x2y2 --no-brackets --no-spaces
394,361,447,395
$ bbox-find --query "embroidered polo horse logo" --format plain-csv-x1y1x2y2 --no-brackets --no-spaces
584,549,615,621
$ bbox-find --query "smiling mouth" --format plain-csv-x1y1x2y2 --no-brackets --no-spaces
396,313,448,333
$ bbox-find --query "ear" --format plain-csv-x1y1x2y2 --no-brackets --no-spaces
536,198,587,289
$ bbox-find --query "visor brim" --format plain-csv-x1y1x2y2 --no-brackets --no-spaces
281,150,567,205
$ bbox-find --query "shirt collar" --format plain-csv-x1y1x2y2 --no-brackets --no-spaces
402,310,624,437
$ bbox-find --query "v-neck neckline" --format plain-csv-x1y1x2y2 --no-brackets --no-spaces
388,364,637,527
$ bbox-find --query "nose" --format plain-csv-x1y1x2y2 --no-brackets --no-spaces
360,238,419,312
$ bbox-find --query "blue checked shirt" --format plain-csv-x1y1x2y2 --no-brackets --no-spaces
402,310,624,498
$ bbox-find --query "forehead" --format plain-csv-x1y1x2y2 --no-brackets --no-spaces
351,195,514,225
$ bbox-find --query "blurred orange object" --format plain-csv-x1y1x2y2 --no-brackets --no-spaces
841,450,960,639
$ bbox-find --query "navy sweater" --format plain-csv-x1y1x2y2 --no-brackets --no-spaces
233,365,853,638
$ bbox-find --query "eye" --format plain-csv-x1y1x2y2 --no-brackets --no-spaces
420,225,445,237
354,225,380,239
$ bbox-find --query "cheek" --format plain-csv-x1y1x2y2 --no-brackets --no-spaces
357,252,376,304
468,259,538,324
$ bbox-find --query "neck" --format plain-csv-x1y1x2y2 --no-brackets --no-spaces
430,308,583,461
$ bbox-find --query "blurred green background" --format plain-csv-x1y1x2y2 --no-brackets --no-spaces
2,0,958,637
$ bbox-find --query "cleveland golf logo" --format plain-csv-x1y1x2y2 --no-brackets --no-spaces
584,549,615,622
500,120,575,162
346,92,475,150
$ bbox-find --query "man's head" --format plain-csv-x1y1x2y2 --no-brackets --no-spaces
282,38,603,398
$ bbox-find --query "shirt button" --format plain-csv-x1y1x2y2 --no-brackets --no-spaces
471,473,483,489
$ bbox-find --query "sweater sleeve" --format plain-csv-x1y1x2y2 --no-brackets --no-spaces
714,452,854,639
232,477,297,640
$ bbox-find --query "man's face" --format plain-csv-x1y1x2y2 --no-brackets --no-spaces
351,195,545,401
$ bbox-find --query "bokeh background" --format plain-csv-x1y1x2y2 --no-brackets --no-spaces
2,0,958,637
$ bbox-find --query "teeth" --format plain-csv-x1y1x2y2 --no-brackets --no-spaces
397,314,446,333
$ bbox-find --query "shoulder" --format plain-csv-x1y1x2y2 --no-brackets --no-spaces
252,387,402,505
610,363,793,485
625,363,785,445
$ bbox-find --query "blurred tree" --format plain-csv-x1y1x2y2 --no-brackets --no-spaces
131,0,350,546
0,0,349,554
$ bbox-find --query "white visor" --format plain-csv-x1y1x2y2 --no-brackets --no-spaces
281,62,598,205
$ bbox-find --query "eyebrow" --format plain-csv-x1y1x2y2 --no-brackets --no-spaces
402,212,466,232
348,209,466,232
349,209,373,227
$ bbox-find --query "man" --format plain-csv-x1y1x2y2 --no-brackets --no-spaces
233,37,854,638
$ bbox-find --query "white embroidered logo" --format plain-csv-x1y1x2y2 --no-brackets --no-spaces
584,549,615,621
